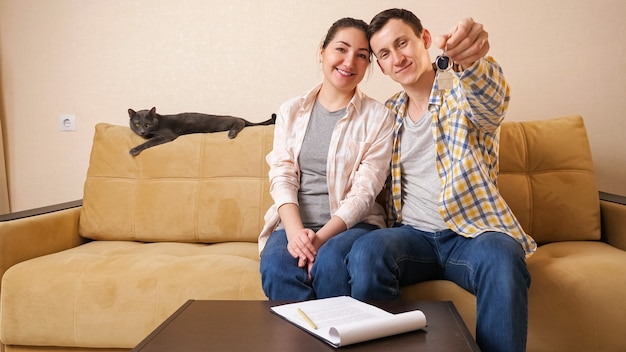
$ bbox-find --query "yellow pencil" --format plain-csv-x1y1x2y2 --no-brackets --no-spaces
297,308,317,330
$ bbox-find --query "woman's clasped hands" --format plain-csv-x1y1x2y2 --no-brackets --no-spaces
287,228,319,276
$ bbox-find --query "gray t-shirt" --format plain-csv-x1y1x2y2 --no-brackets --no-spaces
297,100,344,228
400,111,448,232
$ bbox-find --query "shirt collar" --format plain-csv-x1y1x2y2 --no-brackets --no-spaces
298,83,363,116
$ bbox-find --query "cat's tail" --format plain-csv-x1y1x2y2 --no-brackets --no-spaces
245,113,276,126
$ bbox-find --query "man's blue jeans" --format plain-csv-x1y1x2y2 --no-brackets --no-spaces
260,223,377,300
346,225,530,352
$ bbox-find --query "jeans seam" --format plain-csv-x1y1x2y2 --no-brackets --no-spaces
447,258,477,293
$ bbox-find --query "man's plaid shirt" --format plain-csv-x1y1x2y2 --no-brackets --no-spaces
385,56,536,257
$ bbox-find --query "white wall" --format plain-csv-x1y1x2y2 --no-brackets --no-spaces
1,0,625,211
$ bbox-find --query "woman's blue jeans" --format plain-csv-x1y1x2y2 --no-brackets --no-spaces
346,224,531,352
260,222,377,300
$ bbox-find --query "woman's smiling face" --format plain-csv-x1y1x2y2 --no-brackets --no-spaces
319,27,371,94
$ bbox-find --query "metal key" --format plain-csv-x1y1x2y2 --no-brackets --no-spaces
435,53,454,91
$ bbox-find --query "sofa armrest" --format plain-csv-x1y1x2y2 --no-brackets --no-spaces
600,192,626,251
0,200,88,285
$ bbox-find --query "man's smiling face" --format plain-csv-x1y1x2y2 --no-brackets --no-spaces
370,19,433,87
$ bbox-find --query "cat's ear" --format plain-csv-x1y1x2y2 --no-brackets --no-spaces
128,109,136,118
150,107,157,117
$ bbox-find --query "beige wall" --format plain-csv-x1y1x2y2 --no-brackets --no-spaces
1,0,624,211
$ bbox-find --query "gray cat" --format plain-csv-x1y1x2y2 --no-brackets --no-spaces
128,107,275,156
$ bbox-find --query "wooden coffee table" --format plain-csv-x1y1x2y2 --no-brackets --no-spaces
132,300,479,351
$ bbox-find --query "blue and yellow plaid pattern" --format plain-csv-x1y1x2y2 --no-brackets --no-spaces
386,57,536,257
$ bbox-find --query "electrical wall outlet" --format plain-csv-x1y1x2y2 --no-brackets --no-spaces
59,114,76,131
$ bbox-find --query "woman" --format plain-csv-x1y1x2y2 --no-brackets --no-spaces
258,17,393,300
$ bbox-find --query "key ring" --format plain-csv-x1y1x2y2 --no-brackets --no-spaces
435,44,453,72
435,55,452,71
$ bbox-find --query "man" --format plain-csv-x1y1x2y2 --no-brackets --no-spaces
346,9,537,352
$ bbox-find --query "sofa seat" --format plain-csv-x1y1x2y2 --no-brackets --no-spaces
5,237,624,350
526,241,626,351
1,241,265,348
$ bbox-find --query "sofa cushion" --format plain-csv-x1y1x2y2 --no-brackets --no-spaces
79,123,274,243
524,241,626,351
0,241,265,348
498,116,600,244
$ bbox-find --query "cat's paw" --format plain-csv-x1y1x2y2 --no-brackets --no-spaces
129,148,141,156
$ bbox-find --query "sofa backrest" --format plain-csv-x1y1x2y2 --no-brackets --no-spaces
80,115,600,245
79,123,274,243
498,115,600,244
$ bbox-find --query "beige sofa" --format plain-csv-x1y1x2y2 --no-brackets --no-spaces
1,115,625,352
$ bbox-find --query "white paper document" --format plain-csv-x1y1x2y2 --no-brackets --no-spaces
270,296,427,347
